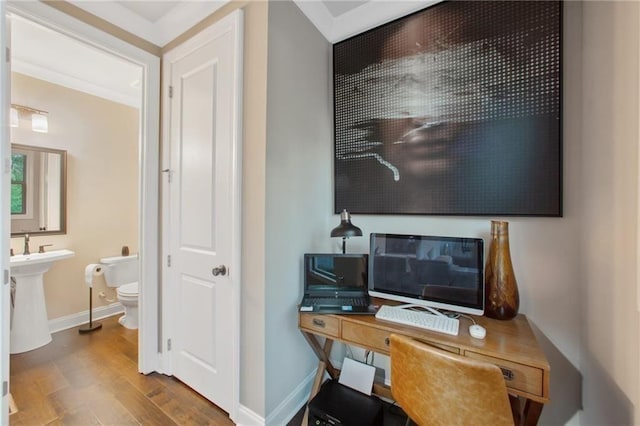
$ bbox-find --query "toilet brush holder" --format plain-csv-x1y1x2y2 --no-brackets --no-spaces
79,287,102,333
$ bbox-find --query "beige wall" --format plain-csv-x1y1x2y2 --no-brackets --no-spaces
237,2,268,417
581,2,640,423
10,73,139,320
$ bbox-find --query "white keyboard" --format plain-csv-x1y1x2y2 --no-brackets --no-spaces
375,305,459,336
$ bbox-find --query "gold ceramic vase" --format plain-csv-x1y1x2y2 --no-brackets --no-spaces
484,221,519,320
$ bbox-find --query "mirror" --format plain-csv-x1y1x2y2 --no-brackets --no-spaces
11,144,67,236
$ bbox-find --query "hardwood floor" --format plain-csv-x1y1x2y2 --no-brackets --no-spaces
9,315,234,425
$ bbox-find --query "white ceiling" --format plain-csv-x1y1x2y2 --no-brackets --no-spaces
11,14,143,107
68,0,229,46
11,1,438,108
67,0,438,45
117,1,181,23
293,0,437,43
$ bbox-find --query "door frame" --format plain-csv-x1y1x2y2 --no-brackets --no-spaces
160,10,243,421
2,2,161,372
1,2,11,424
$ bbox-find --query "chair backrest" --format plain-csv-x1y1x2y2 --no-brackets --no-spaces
389,334,514,426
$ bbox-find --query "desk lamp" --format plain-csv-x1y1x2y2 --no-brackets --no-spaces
331,209,362,254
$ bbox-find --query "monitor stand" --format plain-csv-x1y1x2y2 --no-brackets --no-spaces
395,304,445,317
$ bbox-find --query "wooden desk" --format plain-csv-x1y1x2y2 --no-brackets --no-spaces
299,305,550,425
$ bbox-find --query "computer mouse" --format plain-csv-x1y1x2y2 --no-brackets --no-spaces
469,324,486,339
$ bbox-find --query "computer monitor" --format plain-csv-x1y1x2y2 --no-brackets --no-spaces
368,233,485,316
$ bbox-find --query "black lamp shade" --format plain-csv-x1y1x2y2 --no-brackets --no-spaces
331,209,362,238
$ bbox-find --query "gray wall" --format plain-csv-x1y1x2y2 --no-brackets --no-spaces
265,1,333,423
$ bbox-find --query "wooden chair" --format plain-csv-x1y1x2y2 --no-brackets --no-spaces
389,334,519,426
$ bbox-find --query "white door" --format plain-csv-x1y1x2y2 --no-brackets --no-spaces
163,11,243,416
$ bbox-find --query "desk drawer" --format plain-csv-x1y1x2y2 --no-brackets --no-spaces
465,351,543,397
343,322,392,353
300,314,340,338
342,323,460,355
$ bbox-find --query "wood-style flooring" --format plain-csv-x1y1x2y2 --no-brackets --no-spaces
9,315,235,425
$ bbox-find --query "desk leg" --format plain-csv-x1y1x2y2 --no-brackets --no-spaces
509,395,522,425
522,399,544,426
301,338,335,426
301,332,338,377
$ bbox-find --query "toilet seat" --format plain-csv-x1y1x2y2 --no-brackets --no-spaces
117,281,138,297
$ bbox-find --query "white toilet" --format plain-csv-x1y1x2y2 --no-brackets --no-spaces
100,254,139,329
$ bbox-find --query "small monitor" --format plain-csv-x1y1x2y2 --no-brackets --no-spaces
368,233,484,315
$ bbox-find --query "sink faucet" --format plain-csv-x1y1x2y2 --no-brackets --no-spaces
23,234,30,255
38,244,53,253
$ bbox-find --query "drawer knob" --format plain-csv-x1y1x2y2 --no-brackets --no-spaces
384,337,390,346
312,318,326,328
500,367,514,381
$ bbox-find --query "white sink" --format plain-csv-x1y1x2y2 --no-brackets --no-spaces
10,249,75,354
10,249,75,276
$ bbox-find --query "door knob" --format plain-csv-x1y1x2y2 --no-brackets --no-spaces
212,265,227,276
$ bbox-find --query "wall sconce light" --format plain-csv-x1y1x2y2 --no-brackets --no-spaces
31,112,48,133
331,209,363,254
10,107,19,127
11,104,49,133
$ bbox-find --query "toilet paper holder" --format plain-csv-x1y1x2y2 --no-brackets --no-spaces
80,263,104,334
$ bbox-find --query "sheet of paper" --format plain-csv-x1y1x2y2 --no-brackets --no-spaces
338,357,376,395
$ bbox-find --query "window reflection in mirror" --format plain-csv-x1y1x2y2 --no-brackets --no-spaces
10,144,67,236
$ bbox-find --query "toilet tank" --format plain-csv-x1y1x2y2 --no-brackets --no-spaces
100,254,139,287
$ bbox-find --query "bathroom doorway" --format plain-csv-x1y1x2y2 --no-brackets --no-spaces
1,3,161,417
9,14,143,337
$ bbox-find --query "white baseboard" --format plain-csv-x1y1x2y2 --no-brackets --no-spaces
48,302,124,333
235,404,265,426
265,369,317,426
232,369,316,426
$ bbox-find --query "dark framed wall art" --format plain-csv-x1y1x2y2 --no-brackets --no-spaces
334,1,562,216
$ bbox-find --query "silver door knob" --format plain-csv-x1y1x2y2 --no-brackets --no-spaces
212,265,227,276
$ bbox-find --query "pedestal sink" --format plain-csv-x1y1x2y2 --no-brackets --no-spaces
10,249,75,354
